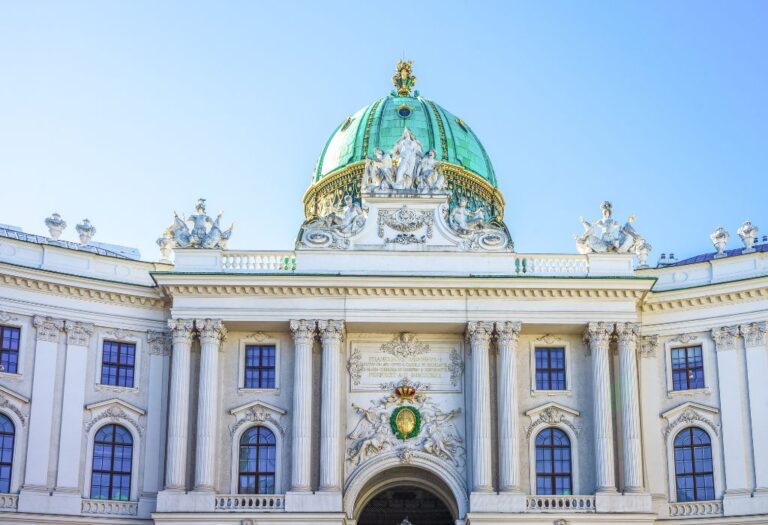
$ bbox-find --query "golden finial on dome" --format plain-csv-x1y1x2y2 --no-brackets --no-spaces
393,60,416,96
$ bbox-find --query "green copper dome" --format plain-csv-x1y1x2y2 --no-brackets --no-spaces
312,95,497,187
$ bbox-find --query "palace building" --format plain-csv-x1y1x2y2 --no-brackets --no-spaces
0,61,766,525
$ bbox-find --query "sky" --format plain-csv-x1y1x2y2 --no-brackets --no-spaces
1,1,767,262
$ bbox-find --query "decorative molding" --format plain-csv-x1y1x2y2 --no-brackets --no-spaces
146,330,171,356
104,328,138,341
638,335,659,358
525,402,581,439
448,348,464,387
195,319,227,344
228,400,287,437
377,206,434,244
84,399,145,437
0,311,18,324
670,333,699,345
347,348,363,386
289,320,316,345
318,320,345,345
168,319,194,345
661,402,720,438
380,333,429,360
535,334,563,345
740,322,766,348
32,315,64,342
64,320,94,346
643,285,768,312
615,322,640,346
466,321,493,349
245,331,270,342
0,385,29,426
0,272,164,309
711,326,739,352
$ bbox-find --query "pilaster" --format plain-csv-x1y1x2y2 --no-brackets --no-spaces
287,320,316,493
318,320,344,505
466,321,493,495
585,321,616,493
495,321,522,493
616,322,643,493
740,322,768,508
163,319,194,492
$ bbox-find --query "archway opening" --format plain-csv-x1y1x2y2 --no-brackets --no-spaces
358,485,453,525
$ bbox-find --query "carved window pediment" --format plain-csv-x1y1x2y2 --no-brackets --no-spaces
229,400,287,436
661,401,720,438
524,402,580,438
0,385,29,426
84,399,145,437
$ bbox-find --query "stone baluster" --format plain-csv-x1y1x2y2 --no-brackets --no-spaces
290,320,316,491
318,320,344,492
740,322,768,493
194,319,226,491
165,319,195,490
713,326,750,497
467,321,494,493
585,322,617,493
496,321,522,492
616,322,644,492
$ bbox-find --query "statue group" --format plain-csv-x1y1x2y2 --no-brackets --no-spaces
363,128,446,194
160,199,234,251
574,201,649,258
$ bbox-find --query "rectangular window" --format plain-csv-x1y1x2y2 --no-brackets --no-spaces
535,347,566,390
101,341,136,388
671,346,705,391
244,345,276,389
0,326,20,374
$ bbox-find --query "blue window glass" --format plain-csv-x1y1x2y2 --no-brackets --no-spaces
535,428,572,495
535,347,566,390
101,341,136,388
671,346,704,391
0,414,14,493
239,426,276,494
90,424,132,501
244,345,276,389
0,326,20,375
674,427,715,502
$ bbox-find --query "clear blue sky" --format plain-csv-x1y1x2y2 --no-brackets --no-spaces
1,1,767,262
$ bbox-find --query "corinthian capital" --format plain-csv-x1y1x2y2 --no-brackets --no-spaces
64,320,94,346
33,315,65,343
317,320,344,346
168,319,195,344
740,322,766,348
711,325,739,351
495,321,521,347
290,320,317,344
195,319,227,344
584,322,613,348
615,322,640,347
466,321,493,347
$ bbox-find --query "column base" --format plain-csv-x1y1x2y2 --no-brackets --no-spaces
469,491,526,512
285,490,342,512
723,489,768,516
157,489,215,512
595,491,652,513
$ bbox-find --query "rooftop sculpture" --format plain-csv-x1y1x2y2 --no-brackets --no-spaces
574,201,649,260
162,199,233,252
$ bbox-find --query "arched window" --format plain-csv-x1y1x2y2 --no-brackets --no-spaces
0,414,14,493
674,427,715,501
239,426,276,494
535,428,572,495
90,424,132,501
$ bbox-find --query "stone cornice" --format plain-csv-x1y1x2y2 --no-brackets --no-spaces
0,265,165,309
643,278,768,312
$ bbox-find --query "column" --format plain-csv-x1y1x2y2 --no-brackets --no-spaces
164,319,194,490
616,322,643,493
23,316,64,489
496,321,521,492
713,326,750,495
143,331,171,495
194,319,226,491
467,321,493,492
318,320,344,492
585,322,617,493
55,321,94,491
289,320,316,492
741,322,768,493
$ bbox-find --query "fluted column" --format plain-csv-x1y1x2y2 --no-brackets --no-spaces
467,321,493,492
585,322,617,493
290,320,316,492
165,319,194,490
741,322,768,492
496,321,522,492
616,322,643,492
194,319,226,491
318,320,344,491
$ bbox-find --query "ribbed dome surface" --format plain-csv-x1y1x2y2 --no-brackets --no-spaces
312,95,496,187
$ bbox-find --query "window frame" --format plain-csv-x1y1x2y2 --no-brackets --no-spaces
0,325,21,376
529,339,572,396
237,426,277,495
533,427,574,496
673,427,716,502
238,335,280,392
670,345,705,392
664,336,713,398
0,413,14,494
88,423,134,501
243,345,277,390
230,419,283,494
95,331,142,393
0,316,26,379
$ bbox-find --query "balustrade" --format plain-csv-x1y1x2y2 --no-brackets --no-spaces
214,494,285,511
668,500,723,518
525,495,596,512
81,498,138,516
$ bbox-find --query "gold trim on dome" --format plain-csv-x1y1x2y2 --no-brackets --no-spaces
426,100,449,161
361,99,383,157
302,161,505,222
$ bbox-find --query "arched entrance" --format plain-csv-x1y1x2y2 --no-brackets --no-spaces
349,465,460,525
358,485,453,525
